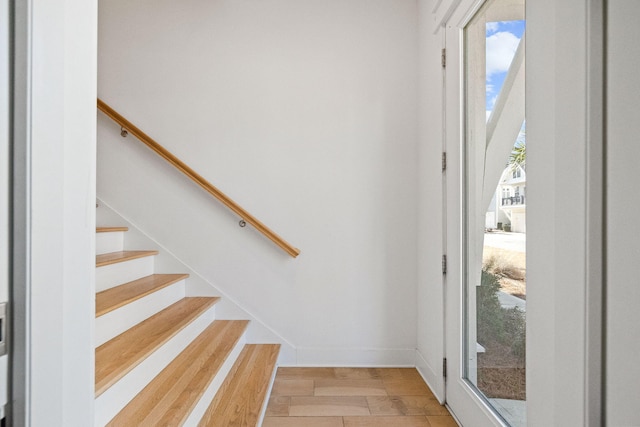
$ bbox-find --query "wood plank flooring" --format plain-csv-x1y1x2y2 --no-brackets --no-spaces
263,368,458,427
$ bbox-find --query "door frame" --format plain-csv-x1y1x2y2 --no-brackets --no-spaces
525,0,605,425
440,0,606,425
442,0,510,425
10,0,97,424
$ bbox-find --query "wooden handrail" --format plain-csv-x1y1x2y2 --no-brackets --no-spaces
97,99,300,258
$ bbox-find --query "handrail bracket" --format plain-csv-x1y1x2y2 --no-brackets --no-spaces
97,98,300,258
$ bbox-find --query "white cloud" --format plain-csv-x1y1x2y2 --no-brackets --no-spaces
486,22,499,34
486,31,520,77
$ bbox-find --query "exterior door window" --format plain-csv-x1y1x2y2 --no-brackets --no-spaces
463,0,526,425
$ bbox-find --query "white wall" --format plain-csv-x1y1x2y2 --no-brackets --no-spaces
98,0,419,365
606,1,640,424
12,0,97,424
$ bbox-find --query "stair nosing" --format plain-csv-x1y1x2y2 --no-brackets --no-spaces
96,250,159,267
198,344,281,426
96,273,190,318
95,297,219,397
97,226,129,233
107,320,250,426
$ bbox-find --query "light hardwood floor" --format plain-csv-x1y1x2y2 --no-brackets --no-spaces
263,368,458,427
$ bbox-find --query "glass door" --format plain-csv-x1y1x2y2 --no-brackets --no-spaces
444,0,525,425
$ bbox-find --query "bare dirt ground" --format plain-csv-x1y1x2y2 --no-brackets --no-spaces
483,246,526,299
478,343,526,400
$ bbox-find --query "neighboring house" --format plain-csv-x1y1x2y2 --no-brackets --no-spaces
486,165,526,233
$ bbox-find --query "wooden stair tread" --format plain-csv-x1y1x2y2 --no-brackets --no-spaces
107,320,250,426
95,297,219,396
96,250,159,267
97,226,129,233
198,344,280,427
96,274,190,317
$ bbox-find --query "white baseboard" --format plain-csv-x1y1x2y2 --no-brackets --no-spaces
416,349,445,403
292,346,416,367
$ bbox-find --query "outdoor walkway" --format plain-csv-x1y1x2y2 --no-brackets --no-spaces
484,231,525,253
498,291,526,311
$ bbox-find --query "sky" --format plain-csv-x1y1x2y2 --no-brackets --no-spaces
485,20,525,113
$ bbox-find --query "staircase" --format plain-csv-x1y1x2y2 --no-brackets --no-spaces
95,226,280,426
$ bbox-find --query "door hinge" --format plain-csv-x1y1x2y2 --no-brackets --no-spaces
442,152,447,172
443,357,447,379
0,303,6,357
442,255,447,275
441,48,446,68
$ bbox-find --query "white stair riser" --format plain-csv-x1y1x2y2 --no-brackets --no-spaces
96,232,125,255
94,305,217,427
257,357,279,427
182,336,247,426
95,280,186,347
96,257,154,292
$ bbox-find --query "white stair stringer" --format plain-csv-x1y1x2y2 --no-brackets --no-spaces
182,335,247,427
97,199,298,364
96,231,125,255
96,256,154,292
94,304,216,427
95,279,186,347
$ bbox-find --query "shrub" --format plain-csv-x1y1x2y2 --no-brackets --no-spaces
476,269,526,361
477,270,505,343
503,307,526,359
